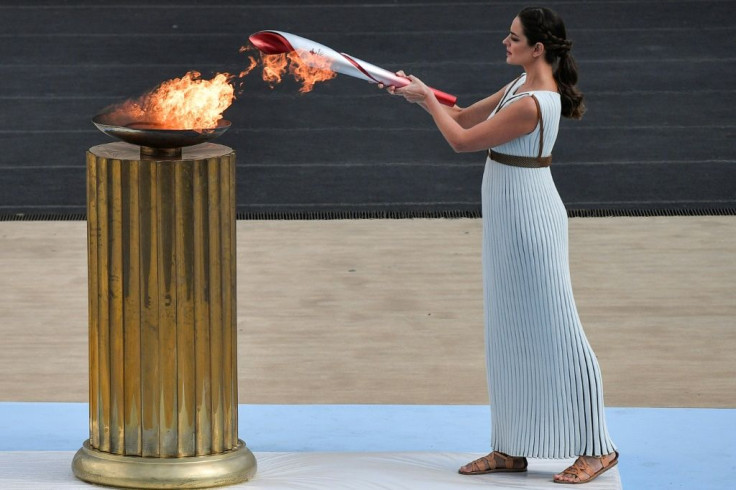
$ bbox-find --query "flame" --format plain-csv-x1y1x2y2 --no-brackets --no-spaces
259,53,289,86
99,44,337,133
290,50,337,93
107,71,235,131
255,49,336,93
239,55,259,78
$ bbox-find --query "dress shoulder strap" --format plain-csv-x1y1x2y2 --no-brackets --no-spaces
495,74,525,112
496,92,544,159
487,93,551,167
530,94,544,160
507,73,525,92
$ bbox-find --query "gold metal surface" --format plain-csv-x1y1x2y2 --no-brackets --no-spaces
140,146,182,159
75,142,256,487
72,439,257,489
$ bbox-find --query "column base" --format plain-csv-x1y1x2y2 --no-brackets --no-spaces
72,440,257,489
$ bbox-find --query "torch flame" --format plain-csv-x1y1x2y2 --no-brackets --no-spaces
98,43,336,134
255,49,336,93
106,71,235,131
290,50,337,93
239,52,259,78
259,53,289,86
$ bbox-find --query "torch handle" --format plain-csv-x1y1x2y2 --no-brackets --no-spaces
333,53,457,107
393,77,457,107
428,87,458,107
365,66,457,107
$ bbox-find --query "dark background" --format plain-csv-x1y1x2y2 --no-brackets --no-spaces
1,0,734,218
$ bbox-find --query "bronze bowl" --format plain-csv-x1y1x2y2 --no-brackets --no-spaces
92,113,231,150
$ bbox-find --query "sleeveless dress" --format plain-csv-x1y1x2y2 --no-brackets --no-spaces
481,73,616,458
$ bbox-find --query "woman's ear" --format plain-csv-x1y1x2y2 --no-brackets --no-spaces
533,42,545,58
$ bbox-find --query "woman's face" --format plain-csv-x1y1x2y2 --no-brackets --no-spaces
503,17,535,65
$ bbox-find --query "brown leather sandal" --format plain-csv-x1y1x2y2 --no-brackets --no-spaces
458,451,528,475
553,451,619,484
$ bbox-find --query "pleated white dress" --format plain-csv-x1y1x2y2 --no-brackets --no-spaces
482,74,616,458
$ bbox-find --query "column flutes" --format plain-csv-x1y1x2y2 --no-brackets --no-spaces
73,141,256,489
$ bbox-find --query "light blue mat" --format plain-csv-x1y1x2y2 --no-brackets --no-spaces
1,403,734,489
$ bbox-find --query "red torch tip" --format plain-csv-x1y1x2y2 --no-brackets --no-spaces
249,31,295,55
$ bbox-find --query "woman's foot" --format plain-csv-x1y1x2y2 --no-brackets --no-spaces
458,451,528,475
553,451,619,484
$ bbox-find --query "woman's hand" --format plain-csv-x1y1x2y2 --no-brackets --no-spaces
378,70,433,104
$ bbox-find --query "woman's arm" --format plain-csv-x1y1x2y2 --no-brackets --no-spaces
453,86,509,129
388,71,508,129
397,75,538,153
414,89,507,129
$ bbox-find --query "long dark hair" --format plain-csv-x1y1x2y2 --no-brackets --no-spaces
518,7,585,119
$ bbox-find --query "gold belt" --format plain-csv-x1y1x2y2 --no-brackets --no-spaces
487,149,552,168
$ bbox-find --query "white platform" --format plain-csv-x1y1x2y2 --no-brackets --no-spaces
0,451,621,489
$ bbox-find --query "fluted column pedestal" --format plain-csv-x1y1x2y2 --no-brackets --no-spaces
72,142,256,489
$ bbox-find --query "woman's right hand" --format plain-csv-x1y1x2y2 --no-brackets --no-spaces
379,70,431,105
377,70,407,96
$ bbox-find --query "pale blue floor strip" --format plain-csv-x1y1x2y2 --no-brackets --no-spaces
1,403,735,489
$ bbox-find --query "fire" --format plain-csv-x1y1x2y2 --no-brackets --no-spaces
239,55,259,78
106,71,235,131
256,49,336,93
99,44,335,133
259,54,289,86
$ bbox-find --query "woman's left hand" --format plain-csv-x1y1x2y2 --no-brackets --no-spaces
397,74,433,104
379,71,433,104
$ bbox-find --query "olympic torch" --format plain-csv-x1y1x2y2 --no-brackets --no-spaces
249,30,457,106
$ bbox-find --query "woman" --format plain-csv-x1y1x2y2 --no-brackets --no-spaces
382,7,619,484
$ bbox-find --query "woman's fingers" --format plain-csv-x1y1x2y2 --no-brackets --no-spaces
378,70,426,103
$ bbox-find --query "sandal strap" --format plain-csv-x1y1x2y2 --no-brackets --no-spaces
562,463,594,478
465,454,491,473
497,452,513,470
493,452,527,470
467,452,527,472
472,455,492,473
561,454,614,482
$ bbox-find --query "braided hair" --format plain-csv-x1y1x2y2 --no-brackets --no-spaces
518,7,585,119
